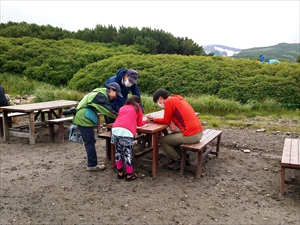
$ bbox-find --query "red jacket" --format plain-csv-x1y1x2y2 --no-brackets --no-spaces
154,94,202,136
112,104,146,137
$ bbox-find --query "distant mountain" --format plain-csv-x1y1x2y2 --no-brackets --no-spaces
204,43,299,63
234,43,299,63
204,45,242,56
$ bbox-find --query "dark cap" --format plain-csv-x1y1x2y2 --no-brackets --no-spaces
126,69,139,84
105,82,123,98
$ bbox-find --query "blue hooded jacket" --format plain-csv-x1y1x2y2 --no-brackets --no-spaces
105,68,142,112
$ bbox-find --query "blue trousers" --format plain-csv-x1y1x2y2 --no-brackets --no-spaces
78,126,97,167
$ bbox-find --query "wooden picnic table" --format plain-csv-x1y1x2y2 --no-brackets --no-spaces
105,110,200,178
106,110,169,178
0,100,77,144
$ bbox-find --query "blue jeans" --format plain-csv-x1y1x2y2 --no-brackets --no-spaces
78,126,97,167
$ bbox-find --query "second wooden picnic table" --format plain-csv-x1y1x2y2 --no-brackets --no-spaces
0,100,77,144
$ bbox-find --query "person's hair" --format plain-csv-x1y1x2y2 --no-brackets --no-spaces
153,88,169,103
125,95,141,113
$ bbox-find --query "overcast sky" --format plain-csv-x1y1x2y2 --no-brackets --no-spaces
1,0,299,49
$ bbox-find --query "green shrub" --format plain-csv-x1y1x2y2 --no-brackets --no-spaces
1,36,299,109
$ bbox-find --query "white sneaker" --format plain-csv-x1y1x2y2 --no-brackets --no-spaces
87,164,106,171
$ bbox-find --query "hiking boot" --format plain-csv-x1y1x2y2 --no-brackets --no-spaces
167,158,176,166
87,164,106,171
167,161,181,170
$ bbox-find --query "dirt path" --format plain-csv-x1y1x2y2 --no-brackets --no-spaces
0,122,299,224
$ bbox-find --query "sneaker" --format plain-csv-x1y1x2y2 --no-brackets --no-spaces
87,164,106,171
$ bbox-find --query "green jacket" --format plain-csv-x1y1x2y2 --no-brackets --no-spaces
72,88,117,127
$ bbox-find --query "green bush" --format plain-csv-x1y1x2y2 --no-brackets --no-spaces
68,54,300,108
1,37,299,109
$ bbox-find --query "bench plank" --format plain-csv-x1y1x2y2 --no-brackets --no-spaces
290,139,299,166
9,130,37,139
0,112,28,117
180,129,222,151
98,131,149,167
281,138,300,168
47,117,73,123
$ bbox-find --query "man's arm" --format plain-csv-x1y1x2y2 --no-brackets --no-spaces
91,92,118,118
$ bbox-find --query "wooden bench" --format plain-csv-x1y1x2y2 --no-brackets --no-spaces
180,129,222,178
0,112,28,135
98,131,150,167
47,112,101,143
281,138,300,194
47,117,73,142
1,109,52,134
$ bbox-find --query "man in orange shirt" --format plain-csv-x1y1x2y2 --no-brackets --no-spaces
147,88,203,170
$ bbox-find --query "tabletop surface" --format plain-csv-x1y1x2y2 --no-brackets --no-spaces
0,100,78,113
144,110,164,119
107,110,169,133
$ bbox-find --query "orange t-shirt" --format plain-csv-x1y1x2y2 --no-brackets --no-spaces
153,94,202,136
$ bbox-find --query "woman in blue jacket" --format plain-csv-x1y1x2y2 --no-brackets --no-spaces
104,68,143,124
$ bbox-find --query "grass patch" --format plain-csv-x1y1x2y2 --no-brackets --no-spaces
224,114,238,120
244,111,257,118
33,84,85,103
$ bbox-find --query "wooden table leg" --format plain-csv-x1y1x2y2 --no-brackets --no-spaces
196,150,204,179
58,108,62,117
152,132,159,178
111,143,115,168
105,138,111,160
29,112,35,145
58,122,65,142
216,134,222,157
3,111,9,141
281,166,285,194
180,149,187,176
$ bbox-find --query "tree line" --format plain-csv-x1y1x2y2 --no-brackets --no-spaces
0,21,211,56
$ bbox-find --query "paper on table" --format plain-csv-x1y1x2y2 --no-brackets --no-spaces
137,124,149,128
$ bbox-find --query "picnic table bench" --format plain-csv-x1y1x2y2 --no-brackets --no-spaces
47,116,74,142
281,138,300,194
98,131,150,167
0,112,28,135
47,112,102,143
180,129,222,178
